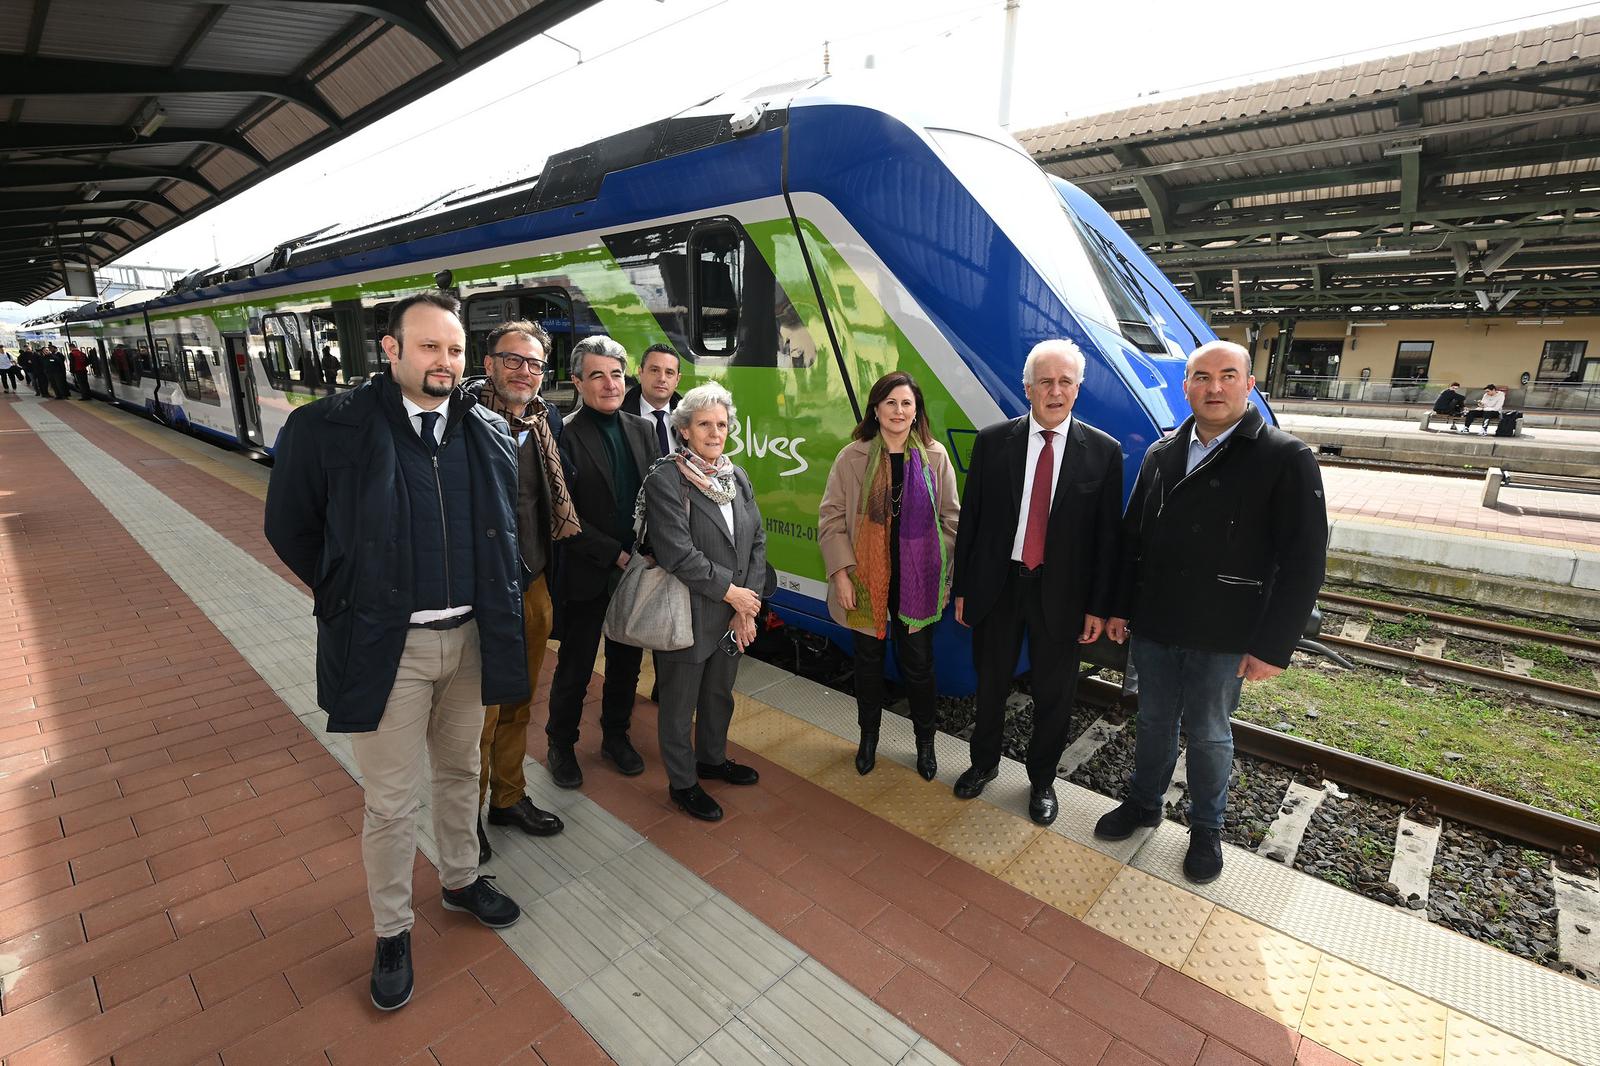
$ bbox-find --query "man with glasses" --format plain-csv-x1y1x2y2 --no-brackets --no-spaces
951,339,1123,826
466,321,579,861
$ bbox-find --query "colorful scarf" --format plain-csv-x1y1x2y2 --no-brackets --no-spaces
847,437,948,637
673,448,738,506
480,378,580,540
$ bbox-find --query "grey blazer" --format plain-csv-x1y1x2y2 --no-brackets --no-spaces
643,461,767,664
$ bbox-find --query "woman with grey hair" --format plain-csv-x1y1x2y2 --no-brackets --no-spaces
642,381,769,821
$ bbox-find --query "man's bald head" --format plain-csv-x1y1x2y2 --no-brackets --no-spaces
1185,341,1252,380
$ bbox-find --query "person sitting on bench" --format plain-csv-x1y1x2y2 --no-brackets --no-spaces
1432,382,1466,430
1463,383,1505,435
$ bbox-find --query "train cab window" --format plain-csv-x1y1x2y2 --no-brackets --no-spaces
1070,215,1170,356
692,226,741,355
263,313,321,390
308,310,344,386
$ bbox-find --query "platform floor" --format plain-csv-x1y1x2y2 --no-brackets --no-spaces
1,391,1595,1066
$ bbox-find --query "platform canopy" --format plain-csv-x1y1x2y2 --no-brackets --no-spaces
0,0,600,305
1019,18,1600,319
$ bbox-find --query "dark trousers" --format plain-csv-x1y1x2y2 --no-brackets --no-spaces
969,566,1080,787
74,372,91,399
656,651,740,789
854,621,936,735
1463,409,1500,430
546,589,642,748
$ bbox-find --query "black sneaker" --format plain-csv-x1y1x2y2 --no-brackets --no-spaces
601,732,645,776
370,931,413,1011
697,759,759,785
669,784,724,821
1093,800,1163,841
547,744,583,789
441,875,521,928
1184,827,1224,885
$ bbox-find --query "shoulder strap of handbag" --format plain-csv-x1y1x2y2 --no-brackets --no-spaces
631,456,691,545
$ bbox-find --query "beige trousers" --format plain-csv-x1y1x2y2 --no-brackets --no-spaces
351,620,483,938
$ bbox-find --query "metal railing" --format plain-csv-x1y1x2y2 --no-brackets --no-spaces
1274,375,1600,411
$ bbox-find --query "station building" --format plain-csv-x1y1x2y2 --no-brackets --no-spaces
1019,17,1600,415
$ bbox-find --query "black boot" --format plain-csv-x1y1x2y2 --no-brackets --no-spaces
914,731,937,781
855,731,878,775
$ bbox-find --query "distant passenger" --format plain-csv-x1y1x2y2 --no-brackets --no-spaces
321,345,340,385
47,345,70,399
0,347,17,393
819,371,959,782
624,342,683,455
297,347,323,387
643,381,770,821
16,347,35,390
112,345,130,385
1463,383,1505,435
545,335,661,790
951,339,1124,827
1098,341,1327,884
68,345,91,399
463,320,576,864
264,290,529,1013
1433,381,1466,431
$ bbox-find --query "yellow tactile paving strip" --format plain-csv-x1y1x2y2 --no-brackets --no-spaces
74,401,1579,1066
706,699,1580,1065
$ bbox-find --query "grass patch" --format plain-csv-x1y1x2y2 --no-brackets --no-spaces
1324,584,1590,638
1237,666,1600,823
1510,642,1597,689
1369,613,1431,644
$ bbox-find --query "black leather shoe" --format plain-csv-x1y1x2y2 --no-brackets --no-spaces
953,764,998,799
370,931,413,1011
854,731,878,776
547,745,583,789
1184,827,1224,885
477,818,491,865
1093,800,1163,841
914,732,937,781
441,875,521,928
601,732,645,776
488,796,564,837
1029,784,1059,826
697,759,759,785
670,784,724,821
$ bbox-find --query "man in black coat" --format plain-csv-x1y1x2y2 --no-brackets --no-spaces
951,339,1124,827
264,291,529,1013
546,335,660,789
621,341,683,456
1098,341,1327,885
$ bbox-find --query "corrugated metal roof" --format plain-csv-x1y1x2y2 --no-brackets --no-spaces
1019,16,1600,158
0,0,602,303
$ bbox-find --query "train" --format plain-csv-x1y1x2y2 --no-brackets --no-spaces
57,79,1264,693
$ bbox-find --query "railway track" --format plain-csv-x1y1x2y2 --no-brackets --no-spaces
1311,592,1600,716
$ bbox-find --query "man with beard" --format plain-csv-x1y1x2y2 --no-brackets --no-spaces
265,291,529,1012
463,320,576,861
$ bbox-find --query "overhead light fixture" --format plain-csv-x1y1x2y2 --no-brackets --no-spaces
1381,140,1423,157
1106,177,1138,192
1350,321,1388,327
1342,247,1413,259
82,183,101,201
132,101,167,139
1516,319,1563,326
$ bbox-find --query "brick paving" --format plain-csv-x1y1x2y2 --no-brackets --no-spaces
1322,466,1600,547
0,395,611,1066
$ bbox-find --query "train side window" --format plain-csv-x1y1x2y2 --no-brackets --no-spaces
177,333,221,405
153,337,178,380
262,313,315,390
308,309,343,386
691,225,741,355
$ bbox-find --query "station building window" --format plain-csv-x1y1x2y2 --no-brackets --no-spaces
1537,340,1589,383
1392,340,1433,382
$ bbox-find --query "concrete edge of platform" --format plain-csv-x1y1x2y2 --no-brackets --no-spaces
1329,518,1600,591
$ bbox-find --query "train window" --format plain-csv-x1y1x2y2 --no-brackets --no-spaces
307,310,343,386
153,337,180,381
692,226,742,355
1070,216,1169,356
361,303,392,377
177,333,221,405
263,313,321,390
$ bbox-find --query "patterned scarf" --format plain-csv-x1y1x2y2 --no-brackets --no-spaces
673,448,738,505
480,378,580,541
847,437,948,637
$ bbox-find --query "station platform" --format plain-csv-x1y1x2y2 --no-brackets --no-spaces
2,392,1597,1066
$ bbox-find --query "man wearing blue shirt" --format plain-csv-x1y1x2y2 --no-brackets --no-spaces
1098,341,1327,884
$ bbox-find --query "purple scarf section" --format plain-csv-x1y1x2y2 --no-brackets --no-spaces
896,446,945,628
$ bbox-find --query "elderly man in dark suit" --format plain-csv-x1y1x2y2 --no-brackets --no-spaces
951,338,1124,826
643,381,769,821
546,335,661,789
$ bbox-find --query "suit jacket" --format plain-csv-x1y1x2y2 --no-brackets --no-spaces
817,437,960,636
644,460,766,663
557,405,659,601
951,414,1123,637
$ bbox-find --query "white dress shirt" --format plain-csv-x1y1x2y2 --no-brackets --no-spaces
1010,414,1071,562
399,395,472,624
639,395,677,453
1185,419,1241,476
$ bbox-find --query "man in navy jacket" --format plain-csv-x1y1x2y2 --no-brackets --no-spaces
1098,341,1326,884
265,291,529,1012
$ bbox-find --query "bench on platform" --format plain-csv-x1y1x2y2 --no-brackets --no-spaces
1421,409,1523,436
1482,466,1600,507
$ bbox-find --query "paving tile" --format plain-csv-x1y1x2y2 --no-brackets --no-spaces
853,854,966,931
743,957,920,1066
946,903,1073,994
96,910,261,1008
0,860,155,942
1025,907,1160,995
1179,909,1320,1032
704,856,814,931
503,878,649,997
641,815,739,876
777,853,891,928
769,812,878,875
1083,867,1213,971
144,815,283,881
81,858,234,939
842,814,950,878
6,974,201,1066
252,860,367,935
1297,956,1446,1066
111,974,300,1066
1143,968,1301,1066
325,970,497,1066
929,801,1044,875
654,893,802,1009
192,909,351,1007
225,815,348,880
863,905,988,995
962,966,1113,1065
430,978,569,1066
0,862,74,910
1054,966,1205,1066
875,965,1018,1066
708,813,807,875
585,842,715,937
467,945,540,1005
565,942,734,1066
0,915,117,1008
0,977,102,1060
532,1015,615,1066
999,831,1123,919
1441,1011,1570,1065
780,905,905,997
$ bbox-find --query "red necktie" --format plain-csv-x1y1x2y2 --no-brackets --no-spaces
1021,430,1054,570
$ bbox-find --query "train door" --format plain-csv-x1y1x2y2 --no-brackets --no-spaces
222,334,264,447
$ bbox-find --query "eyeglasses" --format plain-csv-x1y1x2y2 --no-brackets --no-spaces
491,353,545,374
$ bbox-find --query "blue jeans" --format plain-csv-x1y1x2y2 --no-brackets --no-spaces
1126,636,1243,830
